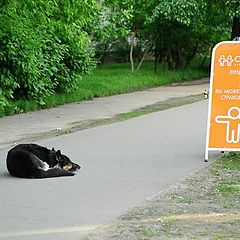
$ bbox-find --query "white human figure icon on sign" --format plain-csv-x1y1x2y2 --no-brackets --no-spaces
226,55,234,66
215,106,240,143
218,55,234,67
218,55,226,66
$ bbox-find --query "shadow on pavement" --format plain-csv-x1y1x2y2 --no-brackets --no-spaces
0,171,11,179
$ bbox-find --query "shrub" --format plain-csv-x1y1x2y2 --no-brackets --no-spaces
0,0,97,107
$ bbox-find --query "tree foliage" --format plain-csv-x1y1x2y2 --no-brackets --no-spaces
0,0,98,108
0,0,239,111
96,0,235,71
148,0,233,70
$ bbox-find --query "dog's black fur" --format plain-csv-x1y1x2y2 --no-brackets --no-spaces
6,143,80,178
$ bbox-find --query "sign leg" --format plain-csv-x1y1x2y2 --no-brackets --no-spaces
204,149,209,162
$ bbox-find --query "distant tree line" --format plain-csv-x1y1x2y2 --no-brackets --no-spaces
97,0,240,71
0,0,239,109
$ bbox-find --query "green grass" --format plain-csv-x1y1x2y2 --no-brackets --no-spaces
220,152,240,170
142,229,159,238
210,152,240,177
212,235,231,240
211,152,240,195
80,61,208,97
0,60,209,117
217,180,240,194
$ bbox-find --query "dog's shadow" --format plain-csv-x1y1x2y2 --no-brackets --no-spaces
0,171,12,179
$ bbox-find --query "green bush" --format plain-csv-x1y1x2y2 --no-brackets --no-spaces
0,0,97,107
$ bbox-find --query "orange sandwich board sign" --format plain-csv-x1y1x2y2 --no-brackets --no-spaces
205,41,240,161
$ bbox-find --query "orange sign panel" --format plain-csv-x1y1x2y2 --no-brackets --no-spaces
206,41,240,159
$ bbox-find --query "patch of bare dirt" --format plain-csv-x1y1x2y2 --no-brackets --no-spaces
84,160,240,240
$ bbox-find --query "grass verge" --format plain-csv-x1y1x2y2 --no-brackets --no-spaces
0,60,208,117
0,94,204,149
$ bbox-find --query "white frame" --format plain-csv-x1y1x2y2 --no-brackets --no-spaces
205,41,240,161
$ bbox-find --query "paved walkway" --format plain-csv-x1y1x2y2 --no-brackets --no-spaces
0,100,209,240
0,78,211,240
0,78,209,148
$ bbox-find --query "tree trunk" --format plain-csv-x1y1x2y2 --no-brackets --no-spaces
154,52,161,73
167,47,173,70
231,16,240,40
175,48,185,70
129,32,135,72
154,46,158,73
184,47,198,69
135,42,154,71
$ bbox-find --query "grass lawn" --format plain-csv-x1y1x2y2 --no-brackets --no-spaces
1,60,209,117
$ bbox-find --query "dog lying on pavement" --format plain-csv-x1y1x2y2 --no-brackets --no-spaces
6,143,80,178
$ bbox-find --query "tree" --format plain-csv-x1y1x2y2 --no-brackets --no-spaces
93,0,158,71
92,0,132,64
226,0,240,39
96,0,233,71
147,0,234,70
148,0,205,70
205,0,240,40
0,0,99,109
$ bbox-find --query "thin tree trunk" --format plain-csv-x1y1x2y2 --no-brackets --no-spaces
135,42,154,71
184,47,197,69
129,32,135,72
167,47,173,70
154,53,161,73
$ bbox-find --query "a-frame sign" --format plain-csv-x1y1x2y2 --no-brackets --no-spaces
205,41,240,161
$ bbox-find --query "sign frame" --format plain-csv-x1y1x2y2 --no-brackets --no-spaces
205,41,240,161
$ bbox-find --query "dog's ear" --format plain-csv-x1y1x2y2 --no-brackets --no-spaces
56,150,61,156
52,148,55,151
56,150,62,161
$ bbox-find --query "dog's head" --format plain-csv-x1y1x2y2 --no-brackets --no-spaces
49,148,81,172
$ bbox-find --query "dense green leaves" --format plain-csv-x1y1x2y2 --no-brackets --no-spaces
0,0,238,111
94,0,234,70
0,0,98,108
151,0,200,26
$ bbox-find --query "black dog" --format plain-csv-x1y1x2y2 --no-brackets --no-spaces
6,143,80,178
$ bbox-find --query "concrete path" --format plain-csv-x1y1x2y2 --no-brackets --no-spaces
0,79,210,240
0,78,209,149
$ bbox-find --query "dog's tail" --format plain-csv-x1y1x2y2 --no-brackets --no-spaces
34,168,75,178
